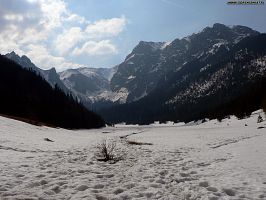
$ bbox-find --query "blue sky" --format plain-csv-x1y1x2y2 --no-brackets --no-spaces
0,0,265,71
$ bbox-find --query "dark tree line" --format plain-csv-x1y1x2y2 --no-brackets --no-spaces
0,55,105,129
199,77,266,121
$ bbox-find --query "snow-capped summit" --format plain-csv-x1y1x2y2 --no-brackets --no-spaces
58,66,127,107
59,68,110,94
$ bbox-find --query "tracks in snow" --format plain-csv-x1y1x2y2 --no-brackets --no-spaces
208,134,262,149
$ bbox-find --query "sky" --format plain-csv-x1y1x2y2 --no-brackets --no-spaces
0,0,265,71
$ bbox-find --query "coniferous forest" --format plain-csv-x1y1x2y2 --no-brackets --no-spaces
0,55,105,129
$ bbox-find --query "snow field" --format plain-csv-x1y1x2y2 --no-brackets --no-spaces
0,111,266,199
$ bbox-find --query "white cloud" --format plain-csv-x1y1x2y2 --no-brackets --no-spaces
55,27,83,55
4,14,24,22
0,0,57,51
0,35,24,55
72,40,117,56
39,0,67,30
85,16,127,38
26,44,85,71
64,14,88,25
0,0,127,71
54,16,126,55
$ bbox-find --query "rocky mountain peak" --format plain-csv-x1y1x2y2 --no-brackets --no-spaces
45,67,57,76
21,55,31,63
212,23,229,30
132,41,166,54
5,51,20,61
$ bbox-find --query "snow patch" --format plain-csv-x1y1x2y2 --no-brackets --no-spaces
161,41,171,50
127,75,136,80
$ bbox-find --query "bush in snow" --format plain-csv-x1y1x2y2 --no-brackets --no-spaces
257,115,263,123
95,140,121,163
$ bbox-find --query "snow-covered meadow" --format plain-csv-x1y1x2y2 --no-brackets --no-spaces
0,111,266,200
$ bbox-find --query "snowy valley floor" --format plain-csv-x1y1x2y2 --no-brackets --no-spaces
0,111,266,200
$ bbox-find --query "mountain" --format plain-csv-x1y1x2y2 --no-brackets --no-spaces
84,66,118,81
110,23,259,103
59,68,110,100
5,52,69,93
5,51,40,72
59,66,130,108
111,41,169,102
41,67,69,93
0,55,105,129
100,24,266,124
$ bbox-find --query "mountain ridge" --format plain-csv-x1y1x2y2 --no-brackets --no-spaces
110,23,260,103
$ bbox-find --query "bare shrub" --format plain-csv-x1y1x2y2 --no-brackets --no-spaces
95,139,121,163
257,115,263,123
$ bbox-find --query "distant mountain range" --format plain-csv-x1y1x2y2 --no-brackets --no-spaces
4,23,266,124
5,52,123,108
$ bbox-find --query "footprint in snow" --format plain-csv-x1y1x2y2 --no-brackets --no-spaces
76,185,88,191
125,183,136,189
222,188,236,196
156,179,166,184
199,181,209,187
96,174,104,178
150,183,162,188
258,194,266,199
40,180,48,185
208,196,219,200
51,186,61,194
159,170,168,176
93,184,105,189
105,174,114,178
95,194,108,200
207,186,218,192
16,174,25,178
180,172,190,177
113,188,124,195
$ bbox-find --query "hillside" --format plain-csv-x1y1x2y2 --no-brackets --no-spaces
0,55,105,129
